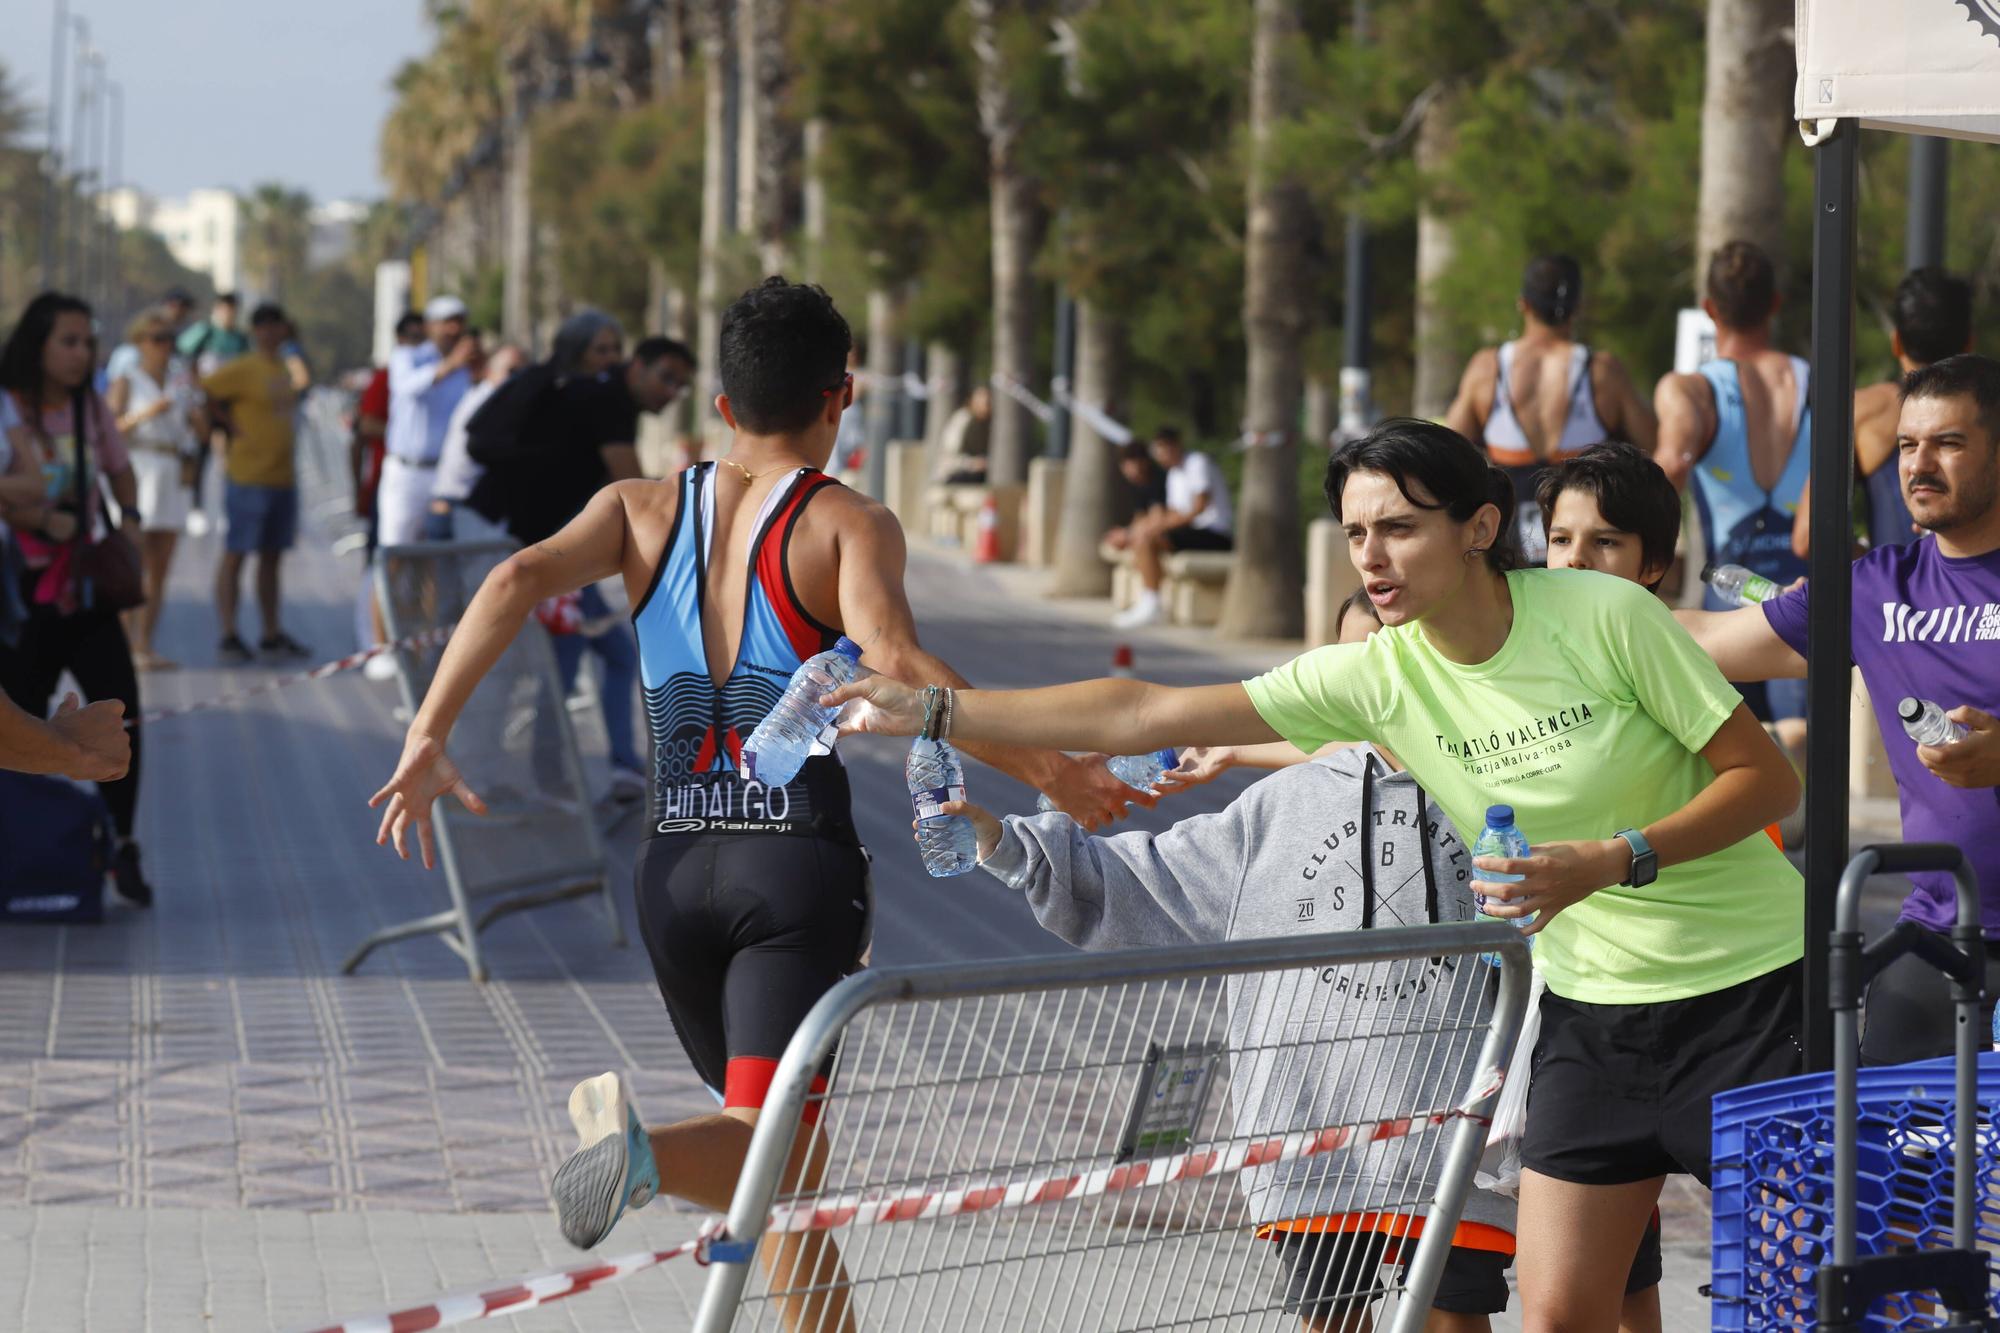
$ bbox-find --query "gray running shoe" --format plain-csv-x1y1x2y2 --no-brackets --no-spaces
552,1072,659,1249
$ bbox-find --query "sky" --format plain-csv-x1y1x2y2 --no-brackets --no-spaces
2,0,433,204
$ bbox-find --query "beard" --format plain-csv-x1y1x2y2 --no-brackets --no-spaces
1910,456,2000,533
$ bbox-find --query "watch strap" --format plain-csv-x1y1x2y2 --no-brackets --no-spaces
1613,827,1655,887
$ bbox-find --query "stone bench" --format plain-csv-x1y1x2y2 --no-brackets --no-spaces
1162,550,1235,626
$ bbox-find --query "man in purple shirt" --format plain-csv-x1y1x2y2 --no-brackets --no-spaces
1678,353,2000,1064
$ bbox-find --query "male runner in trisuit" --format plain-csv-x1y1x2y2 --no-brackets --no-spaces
1444,254,1656,563
368,278,1145,1328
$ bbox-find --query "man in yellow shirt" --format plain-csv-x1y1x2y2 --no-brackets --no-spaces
201,304,309,664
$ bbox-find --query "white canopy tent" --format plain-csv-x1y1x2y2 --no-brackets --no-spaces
1796,0,2000,141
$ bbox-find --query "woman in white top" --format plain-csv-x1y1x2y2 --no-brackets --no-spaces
107,307,202,670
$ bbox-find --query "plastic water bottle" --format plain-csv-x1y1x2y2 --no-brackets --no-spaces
739,637,864,787
1991,1002,1999,1054
1472,805,1534,966
1702,562,1780,607
908,737,978,877
1036,748,1179,813
1898,696,1967,747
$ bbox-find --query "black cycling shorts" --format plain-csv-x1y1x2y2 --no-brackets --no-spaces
1523,961,1804,1186
1861,929,2000,1066
634,833,872,1117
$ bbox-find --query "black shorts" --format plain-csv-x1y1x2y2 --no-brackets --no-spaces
1861,930,2000,1066
1271,1212,1663,1317
1163,527,1233,553
634,833,871,1113
1523,962,1804,1186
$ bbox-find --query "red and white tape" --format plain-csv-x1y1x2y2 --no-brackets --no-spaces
767,1067,1501,1233
139,626,453,725
295,1227,717,1333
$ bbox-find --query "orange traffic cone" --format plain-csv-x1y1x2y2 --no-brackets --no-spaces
973,494,1002,563
1110,644,1135,678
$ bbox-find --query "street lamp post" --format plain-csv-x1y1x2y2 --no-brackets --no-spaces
40,0,68,291
65,34,97,292
101,80,122,318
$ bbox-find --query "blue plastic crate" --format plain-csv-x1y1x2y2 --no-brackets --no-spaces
1710,1053,2000,1330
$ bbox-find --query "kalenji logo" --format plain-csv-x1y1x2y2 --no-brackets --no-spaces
1880,601,2000,643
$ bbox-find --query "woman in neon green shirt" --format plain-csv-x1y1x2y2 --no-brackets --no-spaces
829,418,1803,1331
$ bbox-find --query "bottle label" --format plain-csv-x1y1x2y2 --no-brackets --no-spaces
1740,572,1780,604
914,784,967,821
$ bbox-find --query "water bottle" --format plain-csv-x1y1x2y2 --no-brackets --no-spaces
1472,805,1534,966
1898,696,1967,747
1036,748,1180,813
1701,562,1780,607
908,737,978,877
1991,1002,1999,1054
739,636,864,787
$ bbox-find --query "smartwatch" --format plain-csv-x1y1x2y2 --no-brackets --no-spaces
1614,828,1657,888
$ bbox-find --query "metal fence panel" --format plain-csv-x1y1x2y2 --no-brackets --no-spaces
344,540,621,982
695,925,1531,1333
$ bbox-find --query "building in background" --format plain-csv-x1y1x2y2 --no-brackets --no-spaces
108,187,244,293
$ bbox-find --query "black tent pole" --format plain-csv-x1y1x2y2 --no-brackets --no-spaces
1804,118,1858,1075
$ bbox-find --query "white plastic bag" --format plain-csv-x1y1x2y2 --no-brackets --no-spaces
1474,968,1545,1199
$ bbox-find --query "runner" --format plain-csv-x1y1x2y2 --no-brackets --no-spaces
1676,353,2000,1065
1792,266,1972,557
1444,255,1656,563
827,417,1805,1331
366,278,1150,1330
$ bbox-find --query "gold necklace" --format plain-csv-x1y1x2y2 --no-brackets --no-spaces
717,457,805,485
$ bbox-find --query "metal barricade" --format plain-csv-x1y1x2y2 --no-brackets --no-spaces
343,540,623,982
695,923,1531,1333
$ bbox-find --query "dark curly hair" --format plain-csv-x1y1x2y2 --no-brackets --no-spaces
1325,418,1521,574
719,277,853,434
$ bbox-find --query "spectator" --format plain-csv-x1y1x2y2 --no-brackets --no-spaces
1677,353,2000,1065
379,295,476,547
201,303,310,664
829,416,1806,1331
1112,427,1235,629
1445,255,1657,562
1794,266,1973,557
178,293,251,536
106,286,196,384
355,312,426,677
933,385,991,484
426,342,525,543
107,307,202,671
1103,440,1167,551
1654,240,1811,748
0,291,155,905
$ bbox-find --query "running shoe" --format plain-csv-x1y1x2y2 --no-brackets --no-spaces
260,632,312,662
218,634,254,666
552,1071,659,1250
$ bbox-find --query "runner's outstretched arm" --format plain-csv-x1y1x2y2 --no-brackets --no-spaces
370,483,631,865
832,498,1164,831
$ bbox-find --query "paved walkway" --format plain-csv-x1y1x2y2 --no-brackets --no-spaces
0,428,1913,1330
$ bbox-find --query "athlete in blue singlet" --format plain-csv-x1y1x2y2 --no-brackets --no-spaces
1656,239,1811,729
367,279,1146,1327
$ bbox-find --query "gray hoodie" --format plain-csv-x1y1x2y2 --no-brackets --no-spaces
980,745,1514,1236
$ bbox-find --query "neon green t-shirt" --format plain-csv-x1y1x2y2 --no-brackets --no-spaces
1243,567,1803,1005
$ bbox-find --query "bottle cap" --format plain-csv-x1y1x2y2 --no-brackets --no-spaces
1897,696,1923,723
1699,563,1719,583
1485,804,1514,827
1154,748,1179,769
832,636,863,660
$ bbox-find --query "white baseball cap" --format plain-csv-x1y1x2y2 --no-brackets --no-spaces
424,295,468,322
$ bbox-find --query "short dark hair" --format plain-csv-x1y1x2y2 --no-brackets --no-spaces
250,303,286,327
214,292,239,308
1534,442,1683,590
1521,254,1583,326
394,311,424,338
1334,585,1381,638
1892,267,1973,367
1902,353,2000,442
1117,441,1153,468
1705,240,1777,330
634,335,695,367
1325,418,1521,573
718,277,852,434
0,291,94,396
1152,426,1183,446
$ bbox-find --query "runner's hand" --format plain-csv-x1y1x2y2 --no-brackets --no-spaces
368,731,488,869
1917,706,2000,788
825,673,924,736
48,692,130,782
1038,752,1153,831
1472,838,1627,936
915,799,1003,861
1158,746,1234,791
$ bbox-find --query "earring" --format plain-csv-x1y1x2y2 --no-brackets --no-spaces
1465,547,1484,560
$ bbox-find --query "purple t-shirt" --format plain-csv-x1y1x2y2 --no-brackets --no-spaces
1763,539,2000,934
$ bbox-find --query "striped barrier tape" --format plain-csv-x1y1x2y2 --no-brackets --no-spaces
295,1226,720,1333
1050,380,1136,446
139,626,454,725
990,372,1057,426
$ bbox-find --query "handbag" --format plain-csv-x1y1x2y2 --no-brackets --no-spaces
69,388,144,613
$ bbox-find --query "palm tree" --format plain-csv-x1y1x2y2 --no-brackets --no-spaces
240,184,315,303
1696,0,1791,284
1218,0,1310,640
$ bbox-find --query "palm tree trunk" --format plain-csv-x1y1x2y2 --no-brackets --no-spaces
971,0,1047,490
1048,299,1127,597
1697,0,1791,285
502,75,535,347
1219,0,1311,641
1410,90,1458,421
923,340,964,459
802,116,827,283
735,0,792,273
697,0,739,446
862,288,903,496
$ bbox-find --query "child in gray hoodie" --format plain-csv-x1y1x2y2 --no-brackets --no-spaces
940,593,1516,1331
